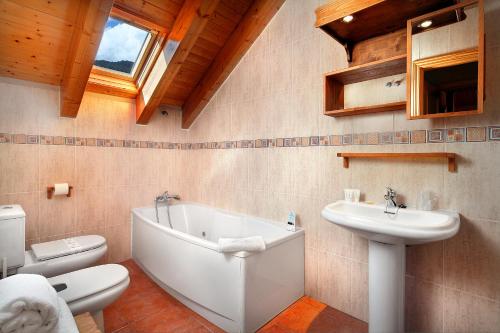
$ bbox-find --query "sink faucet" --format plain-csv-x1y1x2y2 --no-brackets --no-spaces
155,191,180,228
384,187,406,214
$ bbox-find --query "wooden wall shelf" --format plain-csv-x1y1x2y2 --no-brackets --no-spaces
315,0,455,61
325,55,407,84
323,55,407,117
337,152,457,172
325,102,406,117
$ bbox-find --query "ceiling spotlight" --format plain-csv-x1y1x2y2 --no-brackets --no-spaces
342,15,354,23
418,20,433,28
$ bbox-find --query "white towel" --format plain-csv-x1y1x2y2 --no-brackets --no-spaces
0,274,60,333
55,298,78,333
218,236,266,253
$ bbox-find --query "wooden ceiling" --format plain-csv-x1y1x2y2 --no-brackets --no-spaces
0,0,284,127
161,0,252,107
0,0,183,85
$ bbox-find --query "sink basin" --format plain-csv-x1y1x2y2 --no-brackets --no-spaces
321,200,460,333
321,200,460,245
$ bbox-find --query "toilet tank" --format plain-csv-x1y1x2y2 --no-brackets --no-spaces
0,205,26,269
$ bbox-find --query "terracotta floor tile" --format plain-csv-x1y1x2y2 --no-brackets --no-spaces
269,298,326,333
106,260,367,333
103,303,128,333
258,323,293,333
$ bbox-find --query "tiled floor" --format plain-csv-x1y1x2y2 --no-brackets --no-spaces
104,260,368,333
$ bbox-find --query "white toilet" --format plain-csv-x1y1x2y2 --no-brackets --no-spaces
0,205,108,278
0,204,130,332
48,264,130,330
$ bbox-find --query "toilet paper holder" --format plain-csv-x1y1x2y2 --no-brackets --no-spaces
47,185,73,199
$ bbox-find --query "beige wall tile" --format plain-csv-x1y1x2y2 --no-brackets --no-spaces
406,241,444,285
444,218,500,301
75,146,105,189
444,288,500,333
105,223,131,263
305,246,319,300
105,148,130,187
350,261,368,322
38,145,74,190
443,142,500,220
405,277,444,333
38,191,75,238
75,187,105,232
0,144,39,194
317,251,351,314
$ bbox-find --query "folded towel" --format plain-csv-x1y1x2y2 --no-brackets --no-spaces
218,236,266,253
0,274,60,333
55,298,78,333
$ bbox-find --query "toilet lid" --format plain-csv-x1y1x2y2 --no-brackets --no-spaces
48,264,129,303
31,235,106,261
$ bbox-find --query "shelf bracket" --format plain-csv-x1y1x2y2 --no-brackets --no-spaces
343,42,353,62
448,155,456,172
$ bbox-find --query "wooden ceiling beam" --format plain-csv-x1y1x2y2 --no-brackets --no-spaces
60,0,113,117
135,0,220,124
181,0,285,129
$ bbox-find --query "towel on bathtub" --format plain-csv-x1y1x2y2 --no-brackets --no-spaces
218,236,266,253
0,274,60,333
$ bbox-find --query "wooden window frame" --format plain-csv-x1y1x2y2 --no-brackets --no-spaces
88,5,167,98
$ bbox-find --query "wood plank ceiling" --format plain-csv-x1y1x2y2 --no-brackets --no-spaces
0,0,283,127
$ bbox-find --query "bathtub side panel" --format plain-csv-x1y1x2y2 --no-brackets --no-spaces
244,234,305,332
131,214,242,322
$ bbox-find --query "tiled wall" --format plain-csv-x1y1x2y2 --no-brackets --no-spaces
174,0,500,331
0,79,185,263
1,0,500,332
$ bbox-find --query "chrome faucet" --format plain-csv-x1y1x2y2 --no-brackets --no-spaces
384,187,406,214
155,191,180,203
384,187,398,208
155,191,180,228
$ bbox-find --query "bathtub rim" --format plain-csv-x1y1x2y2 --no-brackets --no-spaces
131,201,304,258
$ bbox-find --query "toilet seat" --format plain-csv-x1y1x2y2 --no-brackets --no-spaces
16,235,107,277
48,264,130,316
31,235,105,261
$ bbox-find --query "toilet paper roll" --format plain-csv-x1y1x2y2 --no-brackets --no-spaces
53,183,69,196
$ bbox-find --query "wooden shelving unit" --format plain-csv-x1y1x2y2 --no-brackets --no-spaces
316,0,457,119
337,152,457,172
324,55,407,117
315,0,455,61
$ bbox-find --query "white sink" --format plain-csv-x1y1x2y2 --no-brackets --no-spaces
321,200,460,245
321,200,460,333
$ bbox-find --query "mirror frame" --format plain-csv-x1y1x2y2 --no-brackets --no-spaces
406,0,484,119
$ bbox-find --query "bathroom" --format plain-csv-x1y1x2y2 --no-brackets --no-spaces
0,0,499,332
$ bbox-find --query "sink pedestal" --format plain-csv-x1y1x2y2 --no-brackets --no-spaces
368,241,405,333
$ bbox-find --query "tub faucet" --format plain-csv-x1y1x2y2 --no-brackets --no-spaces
156,191,180,203
155,191,180,228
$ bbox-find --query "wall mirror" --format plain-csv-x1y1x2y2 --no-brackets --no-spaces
407,0,484,119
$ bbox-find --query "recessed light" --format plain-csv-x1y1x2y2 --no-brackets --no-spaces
418,20,433,28
342,15,354,23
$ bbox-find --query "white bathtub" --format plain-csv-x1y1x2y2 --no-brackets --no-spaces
131,202,304,333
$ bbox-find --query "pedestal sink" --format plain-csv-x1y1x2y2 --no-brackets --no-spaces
321,201,460,333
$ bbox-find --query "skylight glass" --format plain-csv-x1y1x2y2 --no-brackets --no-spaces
94,17,150,75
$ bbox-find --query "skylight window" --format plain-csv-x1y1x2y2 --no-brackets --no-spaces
94,17,150,76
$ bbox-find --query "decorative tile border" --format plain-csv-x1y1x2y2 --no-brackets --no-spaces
0,126,498,151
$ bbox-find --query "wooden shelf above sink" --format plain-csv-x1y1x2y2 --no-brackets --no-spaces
337,152,457,172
